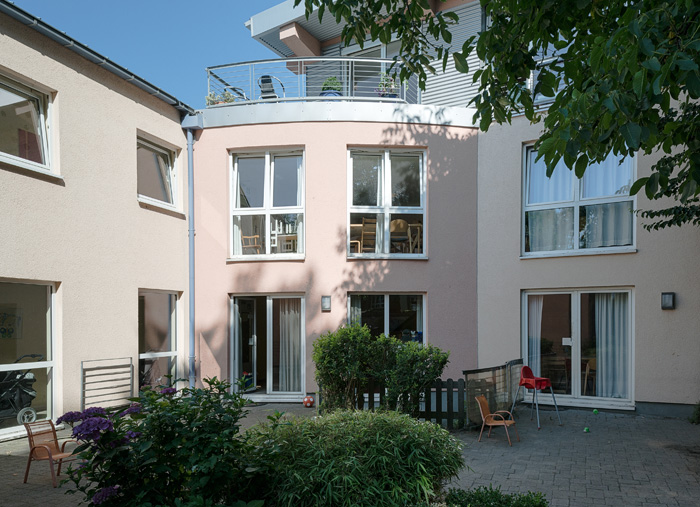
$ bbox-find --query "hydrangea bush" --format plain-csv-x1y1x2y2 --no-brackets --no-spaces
61,378,266,507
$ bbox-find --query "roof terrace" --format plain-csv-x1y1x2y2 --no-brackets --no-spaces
206,57,420,107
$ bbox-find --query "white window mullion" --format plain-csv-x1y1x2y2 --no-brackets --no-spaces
383,150,392,254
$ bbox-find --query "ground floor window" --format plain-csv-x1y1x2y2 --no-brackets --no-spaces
138,291,177,388
348,294,424,343
523,289,631,402
0,281,53,430
232,296,304,394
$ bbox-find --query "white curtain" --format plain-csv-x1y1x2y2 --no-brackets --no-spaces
232,216,242,255
595,293,628,398
580,201,633,249
527,295,544,376
581,156,632,198
278,299,301,392
527,152,572,204
526,208,574,252
349,296,362,325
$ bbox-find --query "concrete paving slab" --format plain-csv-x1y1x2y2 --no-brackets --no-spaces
0,403,698,506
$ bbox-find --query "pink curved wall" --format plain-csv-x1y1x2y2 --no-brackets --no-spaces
194,120,478,391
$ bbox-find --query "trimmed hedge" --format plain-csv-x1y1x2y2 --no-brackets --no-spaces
250,410,464,506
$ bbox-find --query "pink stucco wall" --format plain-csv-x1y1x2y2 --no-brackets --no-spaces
193,120,478,392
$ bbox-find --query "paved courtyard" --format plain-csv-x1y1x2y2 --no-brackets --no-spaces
0,403,698,506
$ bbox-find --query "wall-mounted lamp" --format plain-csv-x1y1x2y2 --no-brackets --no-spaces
321,296,331,312
661,292,676,310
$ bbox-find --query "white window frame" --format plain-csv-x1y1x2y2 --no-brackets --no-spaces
347,149,427,258
520,288,634,410
138,290,178,387
229,150,305,260
229,294,306,401
347,293,426,342
0,74,52,176
136,137,178,211
0,280,55,434
521,146,636,258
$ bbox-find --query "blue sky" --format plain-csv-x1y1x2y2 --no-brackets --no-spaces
11,0,285,108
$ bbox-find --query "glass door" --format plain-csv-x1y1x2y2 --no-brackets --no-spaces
233,298,257,392
524,290,631,404
526,293,572,395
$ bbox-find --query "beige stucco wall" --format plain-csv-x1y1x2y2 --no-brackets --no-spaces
0,14,188,421
194,118,478,392
477,116,700,406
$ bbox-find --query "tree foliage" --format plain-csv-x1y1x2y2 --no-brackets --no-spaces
295,0,700,229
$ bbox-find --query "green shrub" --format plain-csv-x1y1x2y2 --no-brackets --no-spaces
445,486,549,507
251,410,464,506
690,400,700,424
313,323,449,414
60,378,266,506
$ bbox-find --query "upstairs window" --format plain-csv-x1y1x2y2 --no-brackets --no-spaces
0,75,50,171
523,148,634,255
230,152,304,258
348,150,425,257
137,138,176,207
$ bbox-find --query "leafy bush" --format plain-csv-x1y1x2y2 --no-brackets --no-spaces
251,410,464,506
313,323,449,414
61,378,266,507
321,76,342,91
445,486,549,507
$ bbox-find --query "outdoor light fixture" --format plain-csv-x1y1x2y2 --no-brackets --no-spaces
321,295,331,312
661,292,676,310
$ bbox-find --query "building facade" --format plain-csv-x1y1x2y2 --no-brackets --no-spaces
1,0,698,439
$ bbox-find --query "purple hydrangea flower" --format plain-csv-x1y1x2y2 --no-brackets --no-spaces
56,411,83,425
117,403,142,418
92,485,120,505
72,417,114,442
82,407,107,418
161,387,176,395
124,430,141,440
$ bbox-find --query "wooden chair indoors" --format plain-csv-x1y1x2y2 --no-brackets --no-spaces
360,217,377,253
389,219,409,252
241,234,262,254
475,395,520,446
24,420,77,487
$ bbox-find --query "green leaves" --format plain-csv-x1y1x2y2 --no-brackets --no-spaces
620,122,642,150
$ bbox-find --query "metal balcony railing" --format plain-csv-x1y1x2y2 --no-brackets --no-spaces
206,57,420,107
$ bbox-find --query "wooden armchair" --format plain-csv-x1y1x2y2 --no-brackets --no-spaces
475,395,520,446
24,420,77,487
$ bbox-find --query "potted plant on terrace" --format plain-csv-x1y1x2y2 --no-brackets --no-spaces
320,76,342,97
205,90,237,106
376,72,399,98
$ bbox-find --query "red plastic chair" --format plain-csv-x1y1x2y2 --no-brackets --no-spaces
510,366,562,429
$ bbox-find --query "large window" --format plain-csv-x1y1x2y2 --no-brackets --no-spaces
523,148,634,255
348,294,424,343
523,290,631,406
348,150,425,256
138,291,177,388
0,75,50,172
231,152,304,258
0,281,53,430
137,138,177,207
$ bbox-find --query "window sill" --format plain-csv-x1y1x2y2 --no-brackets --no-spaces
226,254,305,263
520,246,637,259
137,196,185,218
0,154,61,182
348,254,428,260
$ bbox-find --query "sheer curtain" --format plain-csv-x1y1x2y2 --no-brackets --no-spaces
349,296,362,325
581,157,632,198
527,154,572,204
580,201,633,248
526,208,574,252
595,293,628,398
528,295,544,376
278,299,301,392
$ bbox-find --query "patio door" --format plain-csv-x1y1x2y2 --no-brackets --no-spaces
233,298,257,392
523,290,632,407
232,296,304,396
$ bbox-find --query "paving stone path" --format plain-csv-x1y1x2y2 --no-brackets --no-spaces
0,404,698,506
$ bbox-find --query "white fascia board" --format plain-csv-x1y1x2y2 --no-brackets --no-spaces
247,0,307,38
200,102,478,129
